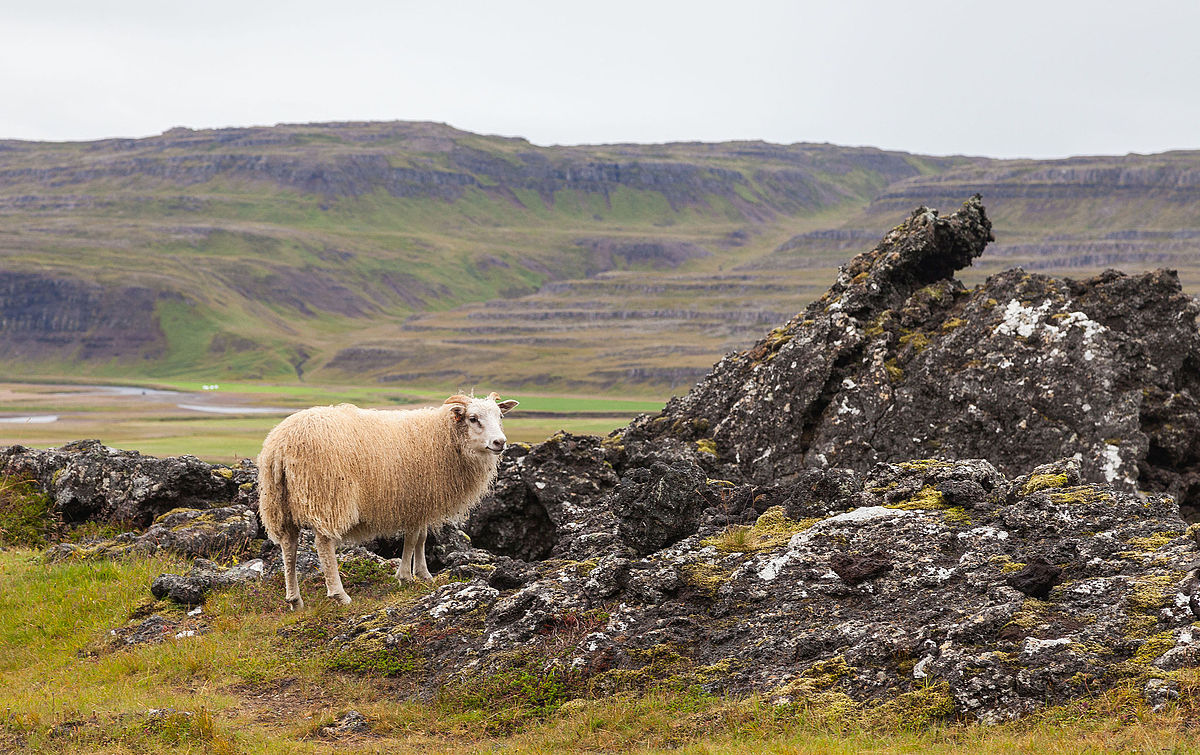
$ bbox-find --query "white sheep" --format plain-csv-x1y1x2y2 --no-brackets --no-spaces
256,392,518,608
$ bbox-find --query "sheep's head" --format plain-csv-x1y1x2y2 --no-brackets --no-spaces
444,392,519,456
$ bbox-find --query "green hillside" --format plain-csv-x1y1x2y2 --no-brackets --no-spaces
1,121,1198,395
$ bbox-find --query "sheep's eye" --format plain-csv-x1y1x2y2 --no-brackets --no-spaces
469,416,481,425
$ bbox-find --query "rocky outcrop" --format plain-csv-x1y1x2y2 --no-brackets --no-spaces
331,457,1200,723
1,440,256,526
627,197,1200,515
44,504,259,562
0,272,170,361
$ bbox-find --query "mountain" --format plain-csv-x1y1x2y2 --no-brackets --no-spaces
0,121,1197,393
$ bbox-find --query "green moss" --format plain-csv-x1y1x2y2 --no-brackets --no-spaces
896,459,952,471
1069,640,1115,656
867,681,957,730
1022,473,1071,496
1047,486,1112,506
701,506,819,553
337,558,397,590
801,656,853,690
693,657,743,686
438,651,574,734
592,643,698,696
1006,598,1052,629
211,466,234,479
989,555,1027,575
1127,572,1185,614
0,475,59,548
1131,630,1178,666
942,506,973,525
884,358,904,383
1187,523,1200,545
757,327,794,361
1122,531,1182,554
898,331,931,352
940,317,969,332
885,486,946,511
695,438,718,457
681,561,733,598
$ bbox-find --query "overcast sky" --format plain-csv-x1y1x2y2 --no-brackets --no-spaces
2,1,1197,159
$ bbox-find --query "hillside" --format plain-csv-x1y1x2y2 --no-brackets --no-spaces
1,122,1198,393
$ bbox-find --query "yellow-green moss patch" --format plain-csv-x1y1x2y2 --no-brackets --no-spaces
1022,473,1071,496
701,506,820,554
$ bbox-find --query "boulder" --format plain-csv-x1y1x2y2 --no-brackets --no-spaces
44,504,259,562
1,440,256,525
625,197,1200,517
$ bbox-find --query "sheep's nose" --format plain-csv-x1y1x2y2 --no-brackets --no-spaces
490,437,507,452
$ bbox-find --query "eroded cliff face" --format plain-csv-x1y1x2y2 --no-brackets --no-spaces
628,197,1200,514
0,271,170,361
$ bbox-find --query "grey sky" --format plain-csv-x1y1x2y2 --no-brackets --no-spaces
2,0,1197,158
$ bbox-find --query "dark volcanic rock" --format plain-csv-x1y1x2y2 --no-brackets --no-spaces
1004,557,1062,599
45,504,259,562
830,551,893,585
465,433,620,560
150,558,266,605
1,440,256,525
627,196,1200,515
328,458,1200,723
613,461,717,557
47,196,1200,725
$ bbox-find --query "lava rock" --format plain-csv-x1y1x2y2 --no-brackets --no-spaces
627,197,1200,517
1004,558,1063,599
613,461,717,557
830,551,894,585
1,440,256,525
150,558,265,605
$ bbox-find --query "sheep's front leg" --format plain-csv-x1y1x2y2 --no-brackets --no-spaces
314,533,351,605
279,525,304,610
413,527,432,581
396,528,417,583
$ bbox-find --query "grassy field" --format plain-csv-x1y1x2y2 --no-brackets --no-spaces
2,548,1198,754
0,380,667,462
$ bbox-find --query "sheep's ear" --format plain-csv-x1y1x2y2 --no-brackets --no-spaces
444,394,470,421
497,399,519,415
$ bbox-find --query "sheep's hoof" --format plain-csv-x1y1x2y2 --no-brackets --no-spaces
330,592,352,605
415,570,433,581
286,596,304,611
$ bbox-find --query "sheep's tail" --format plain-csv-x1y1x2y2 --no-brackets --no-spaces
256,443,292,544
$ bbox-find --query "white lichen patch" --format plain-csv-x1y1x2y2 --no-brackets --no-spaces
428,583,499,619
994,299,1109,345
1022,637,1072,655
1099,442,1124,483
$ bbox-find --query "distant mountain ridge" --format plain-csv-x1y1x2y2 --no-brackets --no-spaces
0,121,1197,392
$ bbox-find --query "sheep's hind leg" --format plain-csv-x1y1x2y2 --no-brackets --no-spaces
314,533,351,605
413,527,432,581
279,524,304,611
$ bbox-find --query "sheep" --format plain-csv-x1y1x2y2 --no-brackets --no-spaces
256,392,518,608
